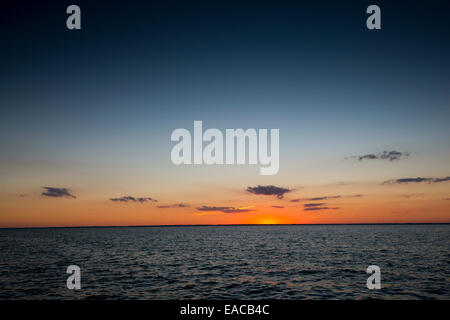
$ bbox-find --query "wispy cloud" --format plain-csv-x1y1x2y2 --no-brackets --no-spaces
110,196,157,203
304,203,326,207
303,203,339,211
246,185,291,199
351,150,409,162
304,207,339,211
291,195,340,202
382,176,450,185
157,203,188,209
307,196,341,201
196,205,256,213
290,194,362,202
271,205,284,209
433,177,450,183
41,187,76,199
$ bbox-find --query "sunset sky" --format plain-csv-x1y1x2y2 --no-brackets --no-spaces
1,1,449,227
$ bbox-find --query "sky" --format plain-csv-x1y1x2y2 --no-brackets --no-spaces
1,1,449,227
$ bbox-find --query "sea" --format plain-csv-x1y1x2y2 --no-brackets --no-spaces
0,224,448,299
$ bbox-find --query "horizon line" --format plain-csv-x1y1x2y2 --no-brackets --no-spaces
1,222,449,230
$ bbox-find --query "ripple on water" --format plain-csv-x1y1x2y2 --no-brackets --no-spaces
0,225,448,299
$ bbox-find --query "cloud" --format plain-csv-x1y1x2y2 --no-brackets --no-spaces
384,177,429,184
246,185,292,199
433,177,450,183
304,203,326,207
271,205,284,209
196,205,256,213
157,203,188,208
443,198,450,201
110,196,157,203
222,208,255,213
197,206,232,212
382,176,450,185
353,150,409,162
303,203,340,211
290,195,341,202
304,207,339,211
308,196,341,201
291,194,362,202
41,187,76,198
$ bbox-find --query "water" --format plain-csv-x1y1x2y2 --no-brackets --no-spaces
0,224,448,299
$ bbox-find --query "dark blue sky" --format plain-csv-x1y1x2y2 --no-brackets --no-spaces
1,0,449,190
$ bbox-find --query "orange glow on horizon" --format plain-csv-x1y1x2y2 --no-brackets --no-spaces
0,187,449,228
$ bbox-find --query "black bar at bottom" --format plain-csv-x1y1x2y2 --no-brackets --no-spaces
0,300,447,319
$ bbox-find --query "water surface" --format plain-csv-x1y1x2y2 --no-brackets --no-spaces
0,224,448,299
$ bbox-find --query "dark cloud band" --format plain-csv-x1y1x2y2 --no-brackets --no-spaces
304,203,326,207
157,203,188,208
110,196,157,203
353,150,409,162
383,176,450,185
291,194,362,202
246,185,291,199
304,207,339,211
197,205,255,213
41,187,76,199
291,195,341,202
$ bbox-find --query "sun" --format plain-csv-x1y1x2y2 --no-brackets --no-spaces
246,214,293,225
258,217,279,224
